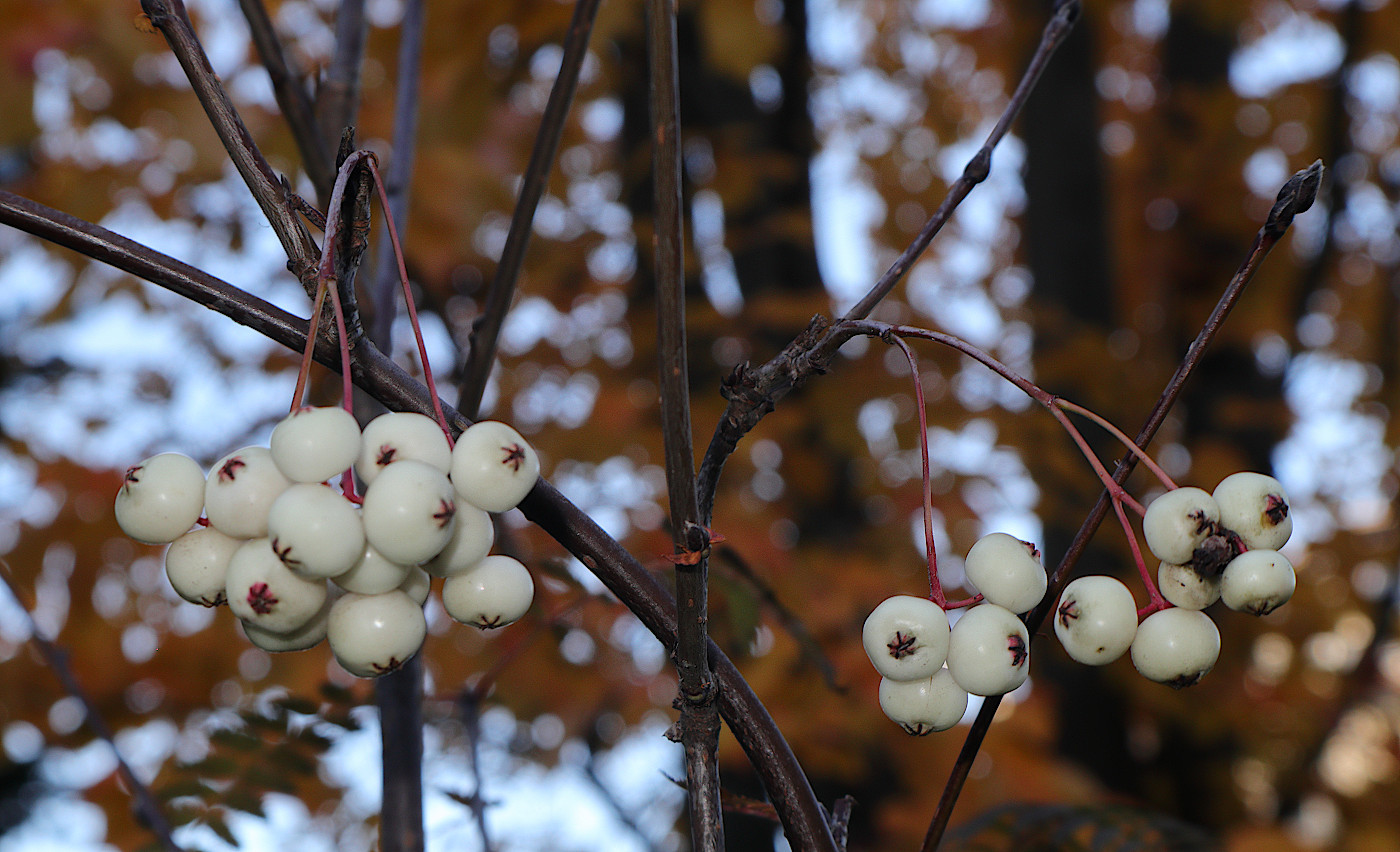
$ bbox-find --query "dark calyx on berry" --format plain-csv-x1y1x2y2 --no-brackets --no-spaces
1264,494,1289,525
247,582,278,614
887,631,918,659
1191,530,1236,577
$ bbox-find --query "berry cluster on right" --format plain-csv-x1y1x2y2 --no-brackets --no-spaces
1056,471,1295,689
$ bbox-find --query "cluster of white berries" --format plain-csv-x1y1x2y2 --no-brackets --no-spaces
114,409,541,678
863,533,1046,736
1055,472,1294,689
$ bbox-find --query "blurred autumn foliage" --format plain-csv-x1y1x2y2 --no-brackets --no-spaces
2,0,1399,850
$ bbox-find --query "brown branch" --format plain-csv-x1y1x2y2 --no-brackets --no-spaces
918,159,1324,852
0,191,838,852
0,561,182,852
694,0,1081,523
645,0,723,845
457,0,605,419
237,0,332,202
140,0,320,286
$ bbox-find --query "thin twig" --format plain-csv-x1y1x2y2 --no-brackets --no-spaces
0,561,182,852
0,191,840,852
140,0,320,285
237,0,332,202
456,693,496,852
694,0,1081,523
918,160,1324,852
582,755,666,852
457,0,605,419
369,0,427,349
318,0,368,159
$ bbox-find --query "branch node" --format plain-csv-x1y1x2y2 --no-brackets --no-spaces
963,148,992,184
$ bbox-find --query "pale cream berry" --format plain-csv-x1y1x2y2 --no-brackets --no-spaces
115,453,206,544
442,555,535,629
450,421,540,513
1054,575,1137,665
1213,472,1292,551
361,460,457,565
1142,487,1221,566
270,406,361,484
225,538,329,634
878,668,968,735
266,484,365,578
204,447,291,539
861,595,950,682
398,566,431,607
1220,549,1295,616
1157,561,1221,611
239,594,333,653
423,504,495,578
356,411,452,485
946,603,1030,697
327,590,427,678
164,526,241,606
963,532,1047,614
334,542,412,596
1131,608,1220,688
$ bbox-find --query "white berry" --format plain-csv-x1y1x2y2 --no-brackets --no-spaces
1053,575,1138,665
1131,608,1220,688
1213,472,1292,551
442,555,535,629
265,484,365,578
115,453,206,544
356,411,452,485
361,459,457,565
240,595,332,653
1157,561,1221,611
1220,549,1295,616
423,504,495,578
946,603,1030,696
398,566,431,607
334,542,412,596
270,406,362,484
963,532,1047,614
1142,487,1221,566
878,668,968,735
327,590,427,677
204,447,291,539
861,595,950,682
450,421,540,513
164,526,241,606
224,538,329,634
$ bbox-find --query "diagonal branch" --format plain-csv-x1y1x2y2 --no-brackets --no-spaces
645,0,723,846
918,160,1325,852
694,0,1081,524
456,0,605,418
237,0,332,203
0,190,839,852
140,0,320,285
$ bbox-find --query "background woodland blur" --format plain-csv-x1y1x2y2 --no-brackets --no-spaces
1,0,1398,849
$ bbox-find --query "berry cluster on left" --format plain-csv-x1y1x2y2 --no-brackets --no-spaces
114,409,541,678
